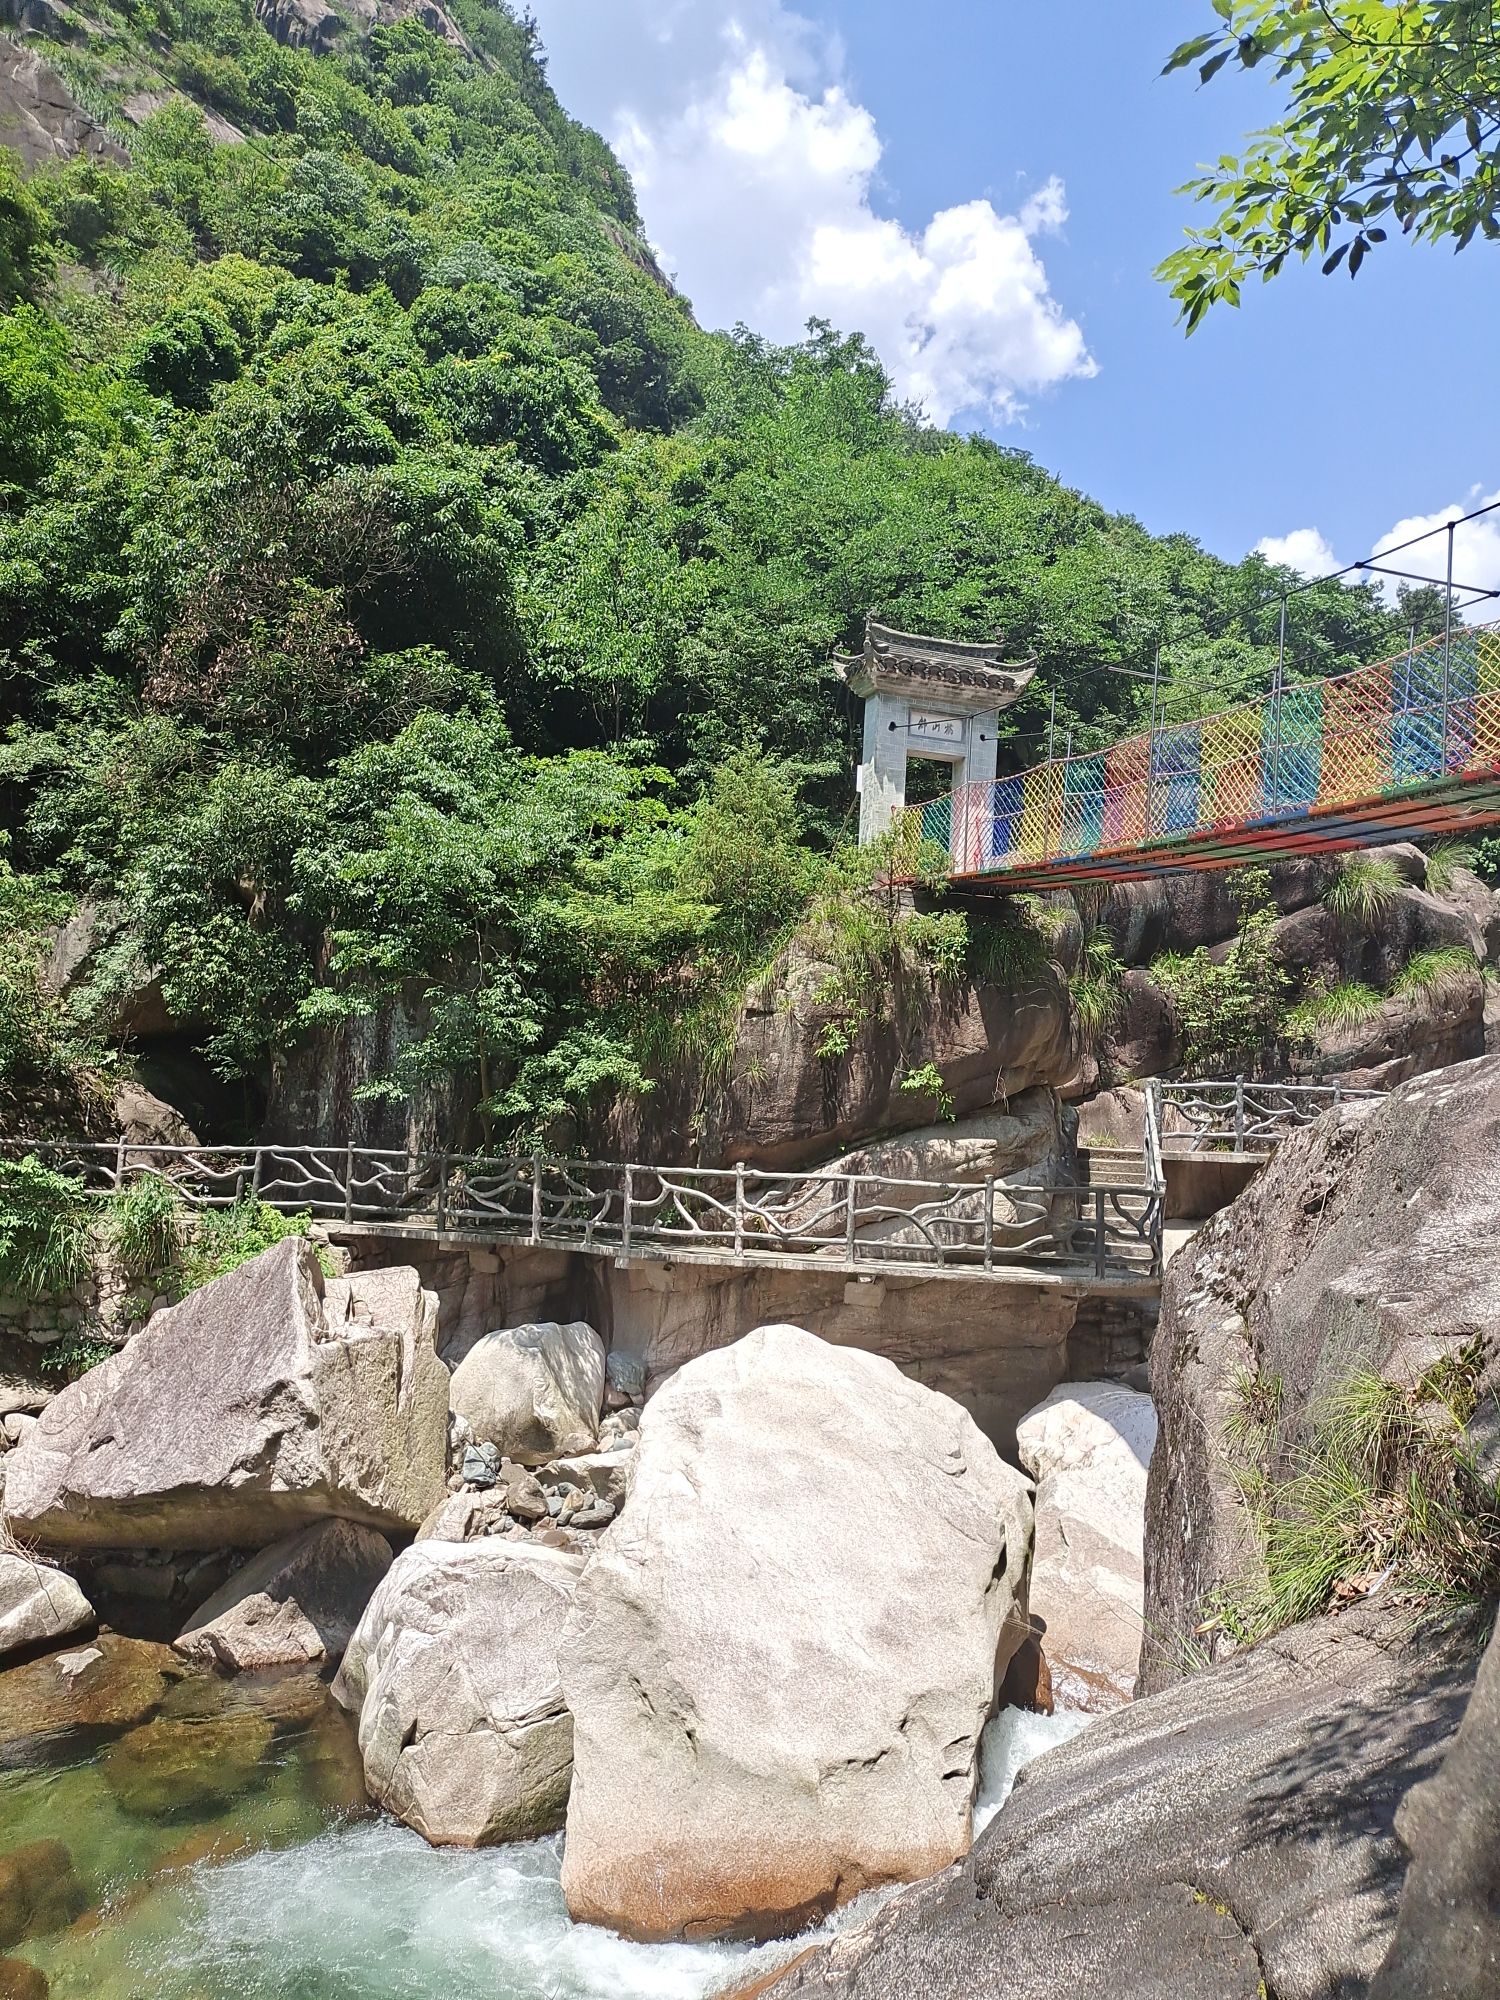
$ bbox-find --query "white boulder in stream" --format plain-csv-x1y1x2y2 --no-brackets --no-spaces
559,1322,1034,1943
334,1539,583,1846
0,1551,94,1660
4,1240,449,1550
448,1320,605,1465
1015,1381,1156,1710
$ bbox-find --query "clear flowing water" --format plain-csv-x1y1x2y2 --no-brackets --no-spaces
0,1645,1086,2000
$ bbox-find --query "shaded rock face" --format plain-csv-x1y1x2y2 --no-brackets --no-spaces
263,986,474,1154
447,1320,605,1467
1142,1057,1500,1693
0,37,129,171
333,1539,582,1847
4,1241,448,1550
1102,845,1500,1086
254,0,470,55
604,943,1080,1170
0,1554,93,1662
740,1605,1483,2000
1015,1383,1155,1711
1373,1616,1500,1997
559,1324,1034,1944
173,1519,393,1672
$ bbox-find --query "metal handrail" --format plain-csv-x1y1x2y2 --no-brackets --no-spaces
1,1139,1162,1285
1154,1076,1378,1154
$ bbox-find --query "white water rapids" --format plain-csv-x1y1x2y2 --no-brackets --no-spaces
102,1704,1090,2000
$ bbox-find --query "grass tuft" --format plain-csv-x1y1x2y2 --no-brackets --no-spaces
1208,1342,1500,1647
1286,978,1384,1040
105,1173,184,1275
1393,945,1478,1004
1423,839,1477,898
1324,854,1406,926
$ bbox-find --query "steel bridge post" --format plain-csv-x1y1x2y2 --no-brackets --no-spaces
1443,519,1454,771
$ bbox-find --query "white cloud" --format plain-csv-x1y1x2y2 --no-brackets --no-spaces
528,2,1094,426
1373,488,1500,610
1254,527,1338,579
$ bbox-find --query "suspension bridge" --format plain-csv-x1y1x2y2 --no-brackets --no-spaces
898,618,1500,892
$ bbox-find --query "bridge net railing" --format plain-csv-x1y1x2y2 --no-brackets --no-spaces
4,1141,1161,1281
896,621,1500,878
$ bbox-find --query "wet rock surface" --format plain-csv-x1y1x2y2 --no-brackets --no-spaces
741,1605,1484,2000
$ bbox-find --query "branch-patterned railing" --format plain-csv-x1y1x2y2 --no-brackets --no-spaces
1148,1077,1379,1155
3,1142,1162,1283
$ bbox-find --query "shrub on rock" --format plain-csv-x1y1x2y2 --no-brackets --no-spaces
3,1240,448,1550
559,1323,1034,1943
333,1539,583,1847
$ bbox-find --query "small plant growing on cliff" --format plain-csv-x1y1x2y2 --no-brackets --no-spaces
106,1173,184,1275
1153,903,1287,1074
37,1331,114,1381
1422,840,1476,898
1324,854,1404,926
0,1156,93,1300
1393,946,1478,1005
1069,925,1123,1046
899,1061,956,1122
1285,977,1384,1042
1222,1345,1500,1644
179,1198,326,1293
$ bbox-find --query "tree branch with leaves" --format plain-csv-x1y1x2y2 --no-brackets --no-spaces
1160,0,1500,326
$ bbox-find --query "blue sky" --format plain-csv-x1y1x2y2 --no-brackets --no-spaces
527,0,1500,594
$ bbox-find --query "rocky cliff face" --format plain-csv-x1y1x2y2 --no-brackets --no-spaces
1103,845,1500,1088
1141,1055,1500,1693
604,942,1081,1171
0,36,128,171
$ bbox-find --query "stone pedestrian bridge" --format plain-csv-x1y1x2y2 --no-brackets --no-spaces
14,1079,1370,1298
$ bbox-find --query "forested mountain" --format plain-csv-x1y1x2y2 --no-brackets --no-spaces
0,0,1435,1145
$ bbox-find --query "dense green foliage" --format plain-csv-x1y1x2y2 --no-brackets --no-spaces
0,0,1441,1143
1152,868,1290,1072
1161,2,1500,325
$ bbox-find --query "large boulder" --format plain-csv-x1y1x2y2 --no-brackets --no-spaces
3,1240,448,1551
447,1320,605,1466
737,1603,1483,2000
1015,1383,1156,1711
1142,1056,1500,1693
1373,1618,1500,1996
559,1324,1034,1944
0,1553,93,1662
333,1539,583,1846
173,1519,393,1672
